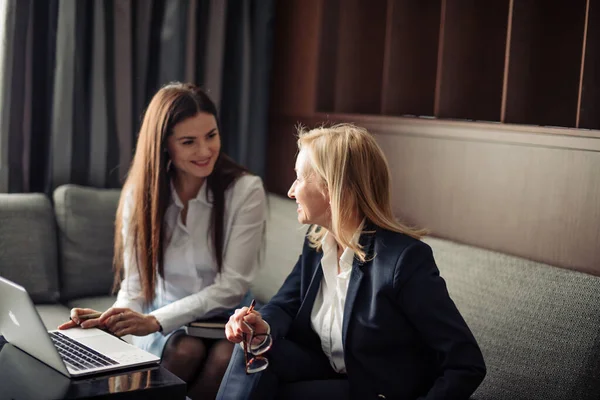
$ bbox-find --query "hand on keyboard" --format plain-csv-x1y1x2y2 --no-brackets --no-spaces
95,307,163,337
58,308,103,330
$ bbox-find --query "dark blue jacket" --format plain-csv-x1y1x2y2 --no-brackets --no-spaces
260,224,486,400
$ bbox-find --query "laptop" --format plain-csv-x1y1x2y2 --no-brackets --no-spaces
0,276,160,378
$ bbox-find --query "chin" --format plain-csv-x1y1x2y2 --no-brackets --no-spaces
296,214,307,225
190,166,216,179
298,215,313,226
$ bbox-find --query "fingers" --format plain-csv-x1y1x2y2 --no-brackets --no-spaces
112,326,134,337
61,308,99,329
69,308,81,323
225,320,242,343
98,307,128,323
61,308,135,331
243,312,262,325
69,308,98,325
80,317,104,329
104,311,127,331
226,309,245,342
243,312,270,338
227,308,264,341
58,320,78,330
243,311,265,333
109,320,129,335
105,313,152,337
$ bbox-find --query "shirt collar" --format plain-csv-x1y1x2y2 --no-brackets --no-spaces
169,179,212,208
321,219,366,273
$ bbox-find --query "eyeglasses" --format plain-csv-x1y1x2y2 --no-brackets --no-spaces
242,320,272,374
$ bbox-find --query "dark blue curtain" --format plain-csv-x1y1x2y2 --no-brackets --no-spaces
0,0,276,193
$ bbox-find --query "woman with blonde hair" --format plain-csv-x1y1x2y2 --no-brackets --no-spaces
59,82,267,399
218,123,485,399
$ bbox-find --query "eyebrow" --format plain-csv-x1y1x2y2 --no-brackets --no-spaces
177,128,217,141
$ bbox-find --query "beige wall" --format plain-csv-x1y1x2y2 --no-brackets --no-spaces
373,118,600,276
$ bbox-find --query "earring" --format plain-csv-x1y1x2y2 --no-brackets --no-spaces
166,160,172,172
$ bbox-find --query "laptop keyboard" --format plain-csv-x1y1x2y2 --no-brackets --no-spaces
49,331,119,371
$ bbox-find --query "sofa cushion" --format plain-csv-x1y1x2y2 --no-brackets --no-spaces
0,193,59,303
53,185,121,301
251,194,306,304
425,236,600,400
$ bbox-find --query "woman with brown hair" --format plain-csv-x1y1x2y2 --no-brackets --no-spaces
59,82,267,398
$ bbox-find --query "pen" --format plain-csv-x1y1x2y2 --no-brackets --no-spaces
71,311,103,323
242,299,257,334
247,299,256,314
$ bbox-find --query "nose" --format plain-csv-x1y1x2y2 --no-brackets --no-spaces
196,142,212,158
287,180,296,199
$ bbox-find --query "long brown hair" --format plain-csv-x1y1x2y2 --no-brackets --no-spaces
112,82,248,305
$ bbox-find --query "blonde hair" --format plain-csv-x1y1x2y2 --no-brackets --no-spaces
298,123,426,261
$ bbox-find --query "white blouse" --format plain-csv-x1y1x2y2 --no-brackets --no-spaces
113,174,267,335
310,222,364,373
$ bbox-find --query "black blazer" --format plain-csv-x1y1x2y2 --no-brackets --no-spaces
260,224,486,400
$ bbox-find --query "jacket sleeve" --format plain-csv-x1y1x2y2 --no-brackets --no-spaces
258,233,319,340
259,253,304,340
393,242,486,400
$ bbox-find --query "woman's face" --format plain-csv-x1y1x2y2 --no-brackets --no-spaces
166,112,221,182
287,149,330,227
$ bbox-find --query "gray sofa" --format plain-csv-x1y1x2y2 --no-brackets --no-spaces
0,185,122,332
1,184,600,400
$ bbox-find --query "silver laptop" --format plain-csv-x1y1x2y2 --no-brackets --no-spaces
0,276,160,378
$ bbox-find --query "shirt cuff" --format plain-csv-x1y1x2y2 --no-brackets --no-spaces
149,311,171,336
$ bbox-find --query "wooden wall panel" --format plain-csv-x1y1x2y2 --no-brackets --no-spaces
382,0,441,117
435,0,509,121
268,0,324,115
332,0,387,113
315,0,341,112
578,0,600,129
265,115,298,195
503,0,587,127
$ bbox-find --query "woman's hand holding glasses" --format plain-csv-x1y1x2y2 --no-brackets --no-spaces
225,300,269,343
225,300,273,374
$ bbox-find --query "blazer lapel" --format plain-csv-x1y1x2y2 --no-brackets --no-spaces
342,224,376,346
295,252,324,325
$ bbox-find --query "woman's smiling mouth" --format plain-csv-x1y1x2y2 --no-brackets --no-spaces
191,159,210,167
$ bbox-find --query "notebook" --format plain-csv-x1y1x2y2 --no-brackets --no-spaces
185,316,228,339
0,276,160,378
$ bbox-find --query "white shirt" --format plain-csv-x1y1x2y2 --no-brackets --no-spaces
113,174,267,334
310,224,363,373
